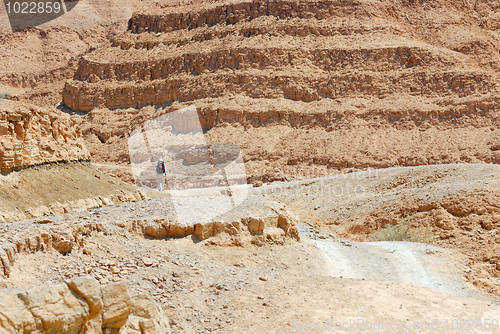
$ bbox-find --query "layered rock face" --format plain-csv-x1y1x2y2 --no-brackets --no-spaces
63,0,500,182
0,100,89,172
0,276,169,334
63,0,500,111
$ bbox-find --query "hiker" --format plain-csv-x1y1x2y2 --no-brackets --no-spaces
155,158,166,191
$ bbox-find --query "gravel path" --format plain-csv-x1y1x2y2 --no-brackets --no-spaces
299,223,496,302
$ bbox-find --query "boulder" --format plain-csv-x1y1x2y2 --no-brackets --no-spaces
0,277,169,334
67,276,103,318
16,282,90,333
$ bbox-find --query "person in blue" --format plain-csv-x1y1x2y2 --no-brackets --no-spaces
155,158,166,191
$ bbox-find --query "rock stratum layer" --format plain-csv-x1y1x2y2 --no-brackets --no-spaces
63,0,500,182
63,0,500,111
0,191,298,280
0,100,89,172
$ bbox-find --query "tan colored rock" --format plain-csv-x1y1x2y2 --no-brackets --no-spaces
164,221,194,238
67,276,103,318
82,317,103,334
278,214,300,241
137,190,148,201
0,249,12,278
17,282,91,333
481,219,494,231
100,196,115,206
247,217,265,234
143,220,168,238
194,221,215,240
101,282,132,330
50,226,75,255
0,277,168,333
0,100,89,172
0,289,26,333
121,293,170,334
142,258,153,267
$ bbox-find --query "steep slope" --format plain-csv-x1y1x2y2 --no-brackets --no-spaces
63,0,500,182
0,0,167,107
64,0,500,111
0,100,150,222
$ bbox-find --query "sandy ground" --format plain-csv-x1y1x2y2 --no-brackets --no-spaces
264,164,500,296
308,233,481,300
4,215,500,334
2,163,500,333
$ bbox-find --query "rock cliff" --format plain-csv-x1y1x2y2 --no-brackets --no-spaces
63,0,500,111
0,100,89,172
62,0,500,182
0,191,298,280
0,100,149,223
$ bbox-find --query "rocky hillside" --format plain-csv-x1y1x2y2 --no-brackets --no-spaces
63,0,500,110
0,100,152,223
0,0,167,107
61,0,500,182
0,100,89,172
264,163,500,295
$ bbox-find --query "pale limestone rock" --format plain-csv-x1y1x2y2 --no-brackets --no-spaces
50,226,75,255
143,220,168,238
121,294,170,334
247,217,265,234
137,190,148,201
101,197,115,206
194,221,214,240
101,283,132,330
0,289,25,333
67,277,103,318
164,221,194,238
0,100,90,172
83,317,103,334
17,283,90,333
0,249,11,277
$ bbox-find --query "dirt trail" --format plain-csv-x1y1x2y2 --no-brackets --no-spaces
2,173,500,333
303,227,485,301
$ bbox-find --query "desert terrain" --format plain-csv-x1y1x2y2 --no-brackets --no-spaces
1,0,500,333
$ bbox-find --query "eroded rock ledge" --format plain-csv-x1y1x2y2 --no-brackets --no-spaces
0,193,299,279
0,100,89,172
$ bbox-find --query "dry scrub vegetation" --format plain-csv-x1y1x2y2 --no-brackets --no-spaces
369,216,435,244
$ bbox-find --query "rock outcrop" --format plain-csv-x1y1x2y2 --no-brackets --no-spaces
0,276,170,334
0,191,298,279
63,0,500,111
0,100,89,172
